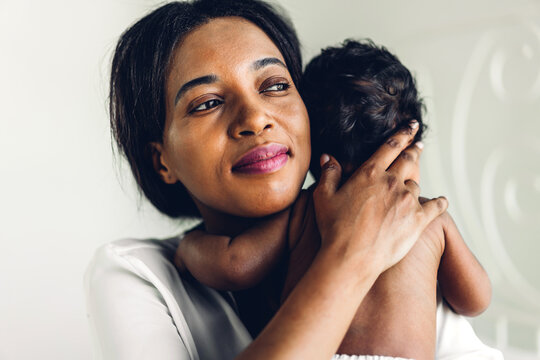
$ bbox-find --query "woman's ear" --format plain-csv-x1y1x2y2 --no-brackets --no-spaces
149,142,178,184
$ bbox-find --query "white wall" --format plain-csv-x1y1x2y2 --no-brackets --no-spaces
0,2,183,359
1,1,538,359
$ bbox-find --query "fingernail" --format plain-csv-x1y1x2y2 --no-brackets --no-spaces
320,154,330,166
415,141,424,149
410,120,419,129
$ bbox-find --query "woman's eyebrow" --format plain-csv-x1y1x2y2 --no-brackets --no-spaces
173,59,284,106
175,74,218,105
251,57,286,71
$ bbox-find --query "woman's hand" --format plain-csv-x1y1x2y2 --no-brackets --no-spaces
313,121,448,274
239,124,448,360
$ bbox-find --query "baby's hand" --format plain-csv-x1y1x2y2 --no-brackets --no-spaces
174,230,205,274
174,244,188,274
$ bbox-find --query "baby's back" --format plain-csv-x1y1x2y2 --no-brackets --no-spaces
282,191,445,360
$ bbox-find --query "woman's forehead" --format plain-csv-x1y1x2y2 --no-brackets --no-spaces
168,17,285,84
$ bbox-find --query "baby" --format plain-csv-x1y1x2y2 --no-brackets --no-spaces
174,40,492,360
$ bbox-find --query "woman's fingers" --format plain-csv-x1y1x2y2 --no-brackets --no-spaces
404,179,421,199
388,142,423,184
313,154,342,200
420,196,449,225
362,120,419,172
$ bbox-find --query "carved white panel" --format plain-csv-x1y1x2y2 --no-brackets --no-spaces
398,10,540,358
453,21,540,304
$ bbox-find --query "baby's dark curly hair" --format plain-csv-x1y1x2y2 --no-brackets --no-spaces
301,39,425,179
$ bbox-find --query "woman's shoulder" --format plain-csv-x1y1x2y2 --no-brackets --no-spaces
85,236,183,285
89,236,181,267
89,221,206,271
83,235,197,359
84,233,252,360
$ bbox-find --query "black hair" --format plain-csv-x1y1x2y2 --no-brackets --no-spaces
301,39,425,179
109,0,302,218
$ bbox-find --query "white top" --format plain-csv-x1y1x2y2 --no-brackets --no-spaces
84,236,504,360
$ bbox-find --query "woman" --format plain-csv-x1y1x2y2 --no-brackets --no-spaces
84,1,498,359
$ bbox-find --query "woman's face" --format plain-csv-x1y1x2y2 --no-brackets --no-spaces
156,17,310,218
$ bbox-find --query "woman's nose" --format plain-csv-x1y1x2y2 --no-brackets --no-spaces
228,100,274,138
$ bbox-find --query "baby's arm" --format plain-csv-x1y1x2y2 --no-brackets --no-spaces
437,212,492,316
174,209,290,291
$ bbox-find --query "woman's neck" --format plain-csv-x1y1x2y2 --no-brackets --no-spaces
194,200,258,237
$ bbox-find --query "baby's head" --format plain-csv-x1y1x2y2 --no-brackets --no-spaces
301,39,425,179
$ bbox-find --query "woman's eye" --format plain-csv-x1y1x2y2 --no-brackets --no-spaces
261,82,290,93
190,99,222,113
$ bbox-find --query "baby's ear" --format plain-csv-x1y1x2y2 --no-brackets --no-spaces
149,142,178,184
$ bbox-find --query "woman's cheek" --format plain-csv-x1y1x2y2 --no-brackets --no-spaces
289,99,311,157
168,120,220,183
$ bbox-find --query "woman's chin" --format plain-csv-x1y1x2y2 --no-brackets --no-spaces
233,190,300,218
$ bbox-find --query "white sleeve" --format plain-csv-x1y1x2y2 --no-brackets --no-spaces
84,244,192,360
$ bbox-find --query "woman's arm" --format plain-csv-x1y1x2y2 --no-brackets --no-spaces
175,209,290,291
237,123,448,359
86,124,447,360
437,212,492,317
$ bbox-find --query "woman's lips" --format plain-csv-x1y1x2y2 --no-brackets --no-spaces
232,143,289,174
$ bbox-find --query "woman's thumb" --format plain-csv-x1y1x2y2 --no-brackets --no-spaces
421,196,449,224
314,154,342,197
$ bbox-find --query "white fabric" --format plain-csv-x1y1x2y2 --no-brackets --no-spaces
435,291,503,359
84,236,504,360
84,237,251,360
332,355,412,360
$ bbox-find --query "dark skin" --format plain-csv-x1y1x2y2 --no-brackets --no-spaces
177,154,491,360
281,192,491,359
152,17,448,359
